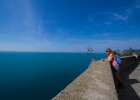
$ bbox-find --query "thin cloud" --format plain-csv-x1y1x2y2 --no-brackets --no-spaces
135,4,140,8
8,0,44,35
43,37,50,45
88,18,93,22
23,1,34,28
126,9,133,15
67,39,85,41
111,13,128,22
95,32,111,36
84,27,92,29
102,33,111,36
117,32,125,34
44,19,58,24
129,26,134,28
37,24,42,35
105,21,111,25
8,0,35,29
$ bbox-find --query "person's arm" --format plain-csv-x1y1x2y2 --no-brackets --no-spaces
102,53,114,62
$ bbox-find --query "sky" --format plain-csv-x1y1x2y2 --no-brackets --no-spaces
0,0,140,52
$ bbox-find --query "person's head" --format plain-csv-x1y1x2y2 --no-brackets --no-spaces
132,52,135,54
106,48,113,55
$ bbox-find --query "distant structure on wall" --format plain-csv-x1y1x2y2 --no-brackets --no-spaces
87,46,95,63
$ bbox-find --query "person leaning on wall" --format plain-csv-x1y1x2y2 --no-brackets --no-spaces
132,52,139,63
102,48,124,89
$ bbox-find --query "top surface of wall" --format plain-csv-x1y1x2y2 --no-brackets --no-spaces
52,61,118,100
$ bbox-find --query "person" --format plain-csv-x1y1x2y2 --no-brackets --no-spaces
132,52,139,63
102,48,124,89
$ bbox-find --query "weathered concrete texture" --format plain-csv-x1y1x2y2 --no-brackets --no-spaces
116,64,140,100
52,61,118,100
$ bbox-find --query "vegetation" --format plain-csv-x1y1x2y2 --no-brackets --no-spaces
113,47,140,57
87,46,95,62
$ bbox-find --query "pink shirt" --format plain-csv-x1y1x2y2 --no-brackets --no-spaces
108,55,117,67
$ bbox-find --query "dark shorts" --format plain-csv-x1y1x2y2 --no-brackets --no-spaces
111,64,120,73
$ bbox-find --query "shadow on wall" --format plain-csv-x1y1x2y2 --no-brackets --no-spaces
115,63,140,100
119,56,136,73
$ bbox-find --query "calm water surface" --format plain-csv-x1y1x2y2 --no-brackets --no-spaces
0,52,107,100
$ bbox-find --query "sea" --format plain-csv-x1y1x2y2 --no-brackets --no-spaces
0,52,107,100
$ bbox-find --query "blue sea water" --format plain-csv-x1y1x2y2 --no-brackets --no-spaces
0,52,107,100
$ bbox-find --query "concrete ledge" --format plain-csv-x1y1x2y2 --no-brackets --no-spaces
52,61,118,100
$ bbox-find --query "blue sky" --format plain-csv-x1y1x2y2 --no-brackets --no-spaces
0,0,140,52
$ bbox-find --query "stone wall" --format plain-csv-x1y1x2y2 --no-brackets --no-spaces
119,56,140,73
52,61,118,100
52,56,140,100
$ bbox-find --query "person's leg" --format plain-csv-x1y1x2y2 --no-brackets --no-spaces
112,64,124,88
114,73,124,88
114,73,122,83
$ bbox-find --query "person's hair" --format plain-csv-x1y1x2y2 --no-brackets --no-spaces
106,48,113,53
